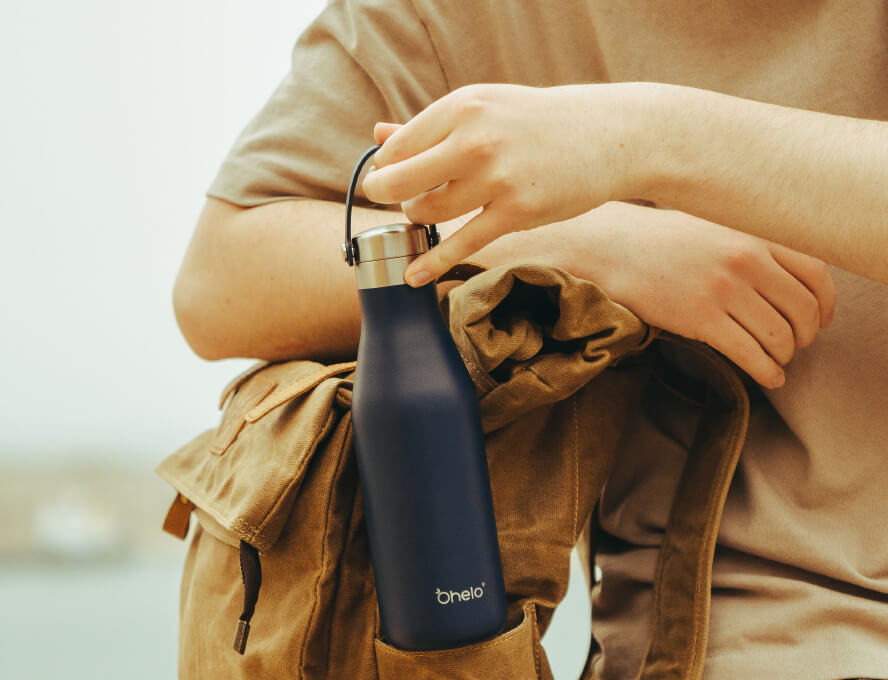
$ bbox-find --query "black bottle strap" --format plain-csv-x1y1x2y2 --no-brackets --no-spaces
344,145,381,267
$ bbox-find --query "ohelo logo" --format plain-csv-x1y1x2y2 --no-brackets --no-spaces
435,582,486,605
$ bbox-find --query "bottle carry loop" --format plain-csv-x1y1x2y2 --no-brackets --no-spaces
343,144,379,267
342,144,439,267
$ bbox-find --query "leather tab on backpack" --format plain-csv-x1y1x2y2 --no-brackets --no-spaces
162,492,194,540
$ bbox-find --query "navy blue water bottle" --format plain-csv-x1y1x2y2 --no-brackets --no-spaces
341,146,507,650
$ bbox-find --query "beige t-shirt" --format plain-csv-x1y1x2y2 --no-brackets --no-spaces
206,1,888,678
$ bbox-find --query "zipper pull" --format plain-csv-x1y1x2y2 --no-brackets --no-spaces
233,540,262,654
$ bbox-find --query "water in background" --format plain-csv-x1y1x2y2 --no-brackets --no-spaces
0,559,182,679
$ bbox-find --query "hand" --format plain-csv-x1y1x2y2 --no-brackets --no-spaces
556,204,837,388
362,83,649,286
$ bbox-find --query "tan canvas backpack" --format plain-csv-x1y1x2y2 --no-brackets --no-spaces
157,261,749,679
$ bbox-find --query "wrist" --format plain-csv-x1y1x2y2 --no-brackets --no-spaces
616,82,689,203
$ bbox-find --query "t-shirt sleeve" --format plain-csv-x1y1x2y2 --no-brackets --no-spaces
207,0,450,207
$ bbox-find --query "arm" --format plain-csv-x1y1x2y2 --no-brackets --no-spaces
362,83,888,285
641,84,888,283
174,196,835,389
174,197,402,363
173,197,483,362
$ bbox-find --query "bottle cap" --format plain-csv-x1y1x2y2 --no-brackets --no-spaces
344,223,440,289
344,223,437,263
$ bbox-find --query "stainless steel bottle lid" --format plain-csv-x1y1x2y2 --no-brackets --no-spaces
343,223,428,263
342,223,440,289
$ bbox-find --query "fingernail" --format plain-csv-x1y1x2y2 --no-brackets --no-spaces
406,269,432,287
772,373,785,389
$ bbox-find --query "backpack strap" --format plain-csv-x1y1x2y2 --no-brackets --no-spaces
636,335,750,680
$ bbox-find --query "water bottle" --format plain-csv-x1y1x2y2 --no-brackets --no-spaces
341,145,507,650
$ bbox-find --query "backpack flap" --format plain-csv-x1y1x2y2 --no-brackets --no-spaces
156,360,357,553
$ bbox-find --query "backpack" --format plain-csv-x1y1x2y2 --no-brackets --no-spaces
157,261,749,679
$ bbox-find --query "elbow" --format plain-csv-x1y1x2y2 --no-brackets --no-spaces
173,260,245,361
173,197,246,361
172,267,230,361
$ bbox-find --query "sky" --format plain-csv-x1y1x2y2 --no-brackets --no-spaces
0,0,328,460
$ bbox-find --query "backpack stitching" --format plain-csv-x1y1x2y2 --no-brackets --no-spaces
296,411,353,677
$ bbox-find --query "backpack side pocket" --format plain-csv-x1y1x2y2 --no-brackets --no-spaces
374,602,551,680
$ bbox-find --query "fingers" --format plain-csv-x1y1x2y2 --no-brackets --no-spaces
727,287,796,366
401,179,490,225
753,256,824,349
373,122,401,145
768,243,837,328
699,313,786,389
403,206,507,286
371,96,456,169
363,138,459,205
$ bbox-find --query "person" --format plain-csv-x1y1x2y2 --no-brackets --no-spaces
172,1,888,678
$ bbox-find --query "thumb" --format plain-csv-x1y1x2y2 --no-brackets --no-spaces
402,207,505,287
373,122,401,145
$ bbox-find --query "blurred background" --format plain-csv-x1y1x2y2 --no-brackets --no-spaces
0,1,590,677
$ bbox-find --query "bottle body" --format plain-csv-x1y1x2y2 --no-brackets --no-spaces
351,282,507,651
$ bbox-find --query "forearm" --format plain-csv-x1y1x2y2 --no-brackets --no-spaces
173,198,523,362
175,197,395,362
638,84,888,282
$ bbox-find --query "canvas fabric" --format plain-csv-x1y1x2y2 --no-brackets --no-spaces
157,260,749,679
